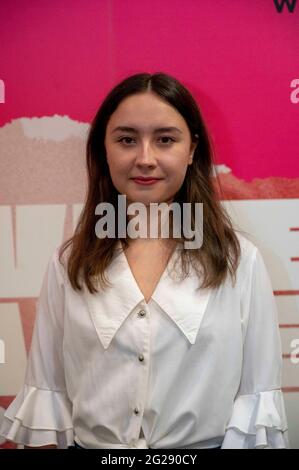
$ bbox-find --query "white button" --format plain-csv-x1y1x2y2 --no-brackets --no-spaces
138,309,146,317
138,354,144,362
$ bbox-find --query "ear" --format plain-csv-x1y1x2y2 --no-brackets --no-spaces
188,139,198,165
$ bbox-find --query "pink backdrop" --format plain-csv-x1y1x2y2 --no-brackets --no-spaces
0,0,299,181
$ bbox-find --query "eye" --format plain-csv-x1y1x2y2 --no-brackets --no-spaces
117,136,175,146
158,136,175,144
118,137,134,145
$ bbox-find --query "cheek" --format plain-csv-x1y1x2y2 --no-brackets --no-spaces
106,155,130,193
106,151,127,174
171,170,188,190
165,156,189,179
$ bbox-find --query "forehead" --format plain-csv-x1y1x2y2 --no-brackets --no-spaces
106,92,189,133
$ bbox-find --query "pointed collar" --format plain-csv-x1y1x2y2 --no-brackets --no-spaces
83,241,212,349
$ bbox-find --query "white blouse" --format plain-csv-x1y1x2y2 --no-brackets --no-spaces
0,233,290,449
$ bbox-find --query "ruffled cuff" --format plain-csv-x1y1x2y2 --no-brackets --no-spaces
0,384,74,448
221,389,290,449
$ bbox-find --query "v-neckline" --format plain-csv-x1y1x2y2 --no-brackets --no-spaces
118,239,180,305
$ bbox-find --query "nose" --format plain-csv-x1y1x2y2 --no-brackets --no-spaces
135,140,158,168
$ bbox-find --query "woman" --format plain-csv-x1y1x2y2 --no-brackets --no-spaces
0,72,290,449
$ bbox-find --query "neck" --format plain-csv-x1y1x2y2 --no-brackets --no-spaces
126,198,175,240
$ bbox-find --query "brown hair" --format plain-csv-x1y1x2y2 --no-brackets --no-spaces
59,72,244,294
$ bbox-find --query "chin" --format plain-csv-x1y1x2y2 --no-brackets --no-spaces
126,192,157,204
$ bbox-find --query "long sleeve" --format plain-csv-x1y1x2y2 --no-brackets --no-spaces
0,249,74,448
221,246,290,449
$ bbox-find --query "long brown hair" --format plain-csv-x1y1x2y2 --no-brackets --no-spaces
59,72,244,294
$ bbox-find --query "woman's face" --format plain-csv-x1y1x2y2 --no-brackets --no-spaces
104,91,197,206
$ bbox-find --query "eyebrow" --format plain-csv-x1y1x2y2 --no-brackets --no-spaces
111,126,183,134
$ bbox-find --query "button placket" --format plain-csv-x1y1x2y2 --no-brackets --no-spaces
132,303,150,441
138,309,146,318
137,306,146,364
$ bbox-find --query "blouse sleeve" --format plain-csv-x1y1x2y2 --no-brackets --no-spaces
221,246,291,449
0,248,74,448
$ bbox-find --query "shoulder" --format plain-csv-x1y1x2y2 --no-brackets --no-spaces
235,231,258,257
48,243,71,286
233,230,275,296
233,231,260,283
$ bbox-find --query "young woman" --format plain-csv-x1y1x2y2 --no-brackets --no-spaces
0,72,290,449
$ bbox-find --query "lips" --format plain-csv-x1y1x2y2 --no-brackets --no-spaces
131,177,162,186
131,177,162,181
